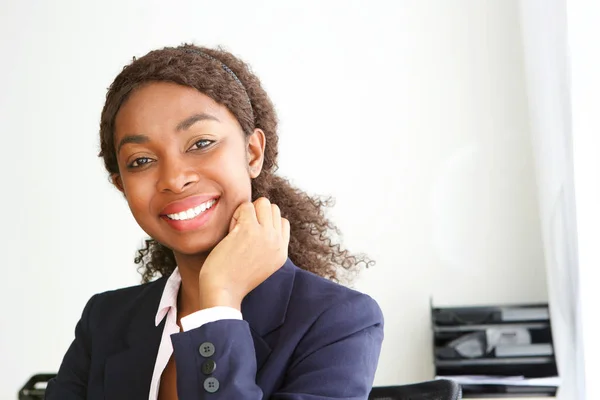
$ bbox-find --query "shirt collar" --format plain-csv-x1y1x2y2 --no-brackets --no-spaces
154,267,181,326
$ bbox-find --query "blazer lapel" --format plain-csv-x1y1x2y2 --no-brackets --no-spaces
104,277,167,400
242,259,297,373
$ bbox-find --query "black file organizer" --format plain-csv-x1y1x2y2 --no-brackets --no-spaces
432,303,558,397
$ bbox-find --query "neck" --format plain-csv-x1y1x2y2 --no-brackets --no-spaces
173,251,208,318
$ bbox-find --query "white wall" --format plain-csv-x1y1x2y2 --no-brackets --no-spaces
0,0,548,398
567,2,600,399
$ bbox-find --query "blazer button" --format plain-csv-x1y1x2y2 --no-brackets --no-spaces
199,342,215,358
203,377,220,393
202,359,217,375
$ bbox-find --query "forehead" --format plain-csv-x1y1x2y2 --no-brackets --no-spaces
114,81,240,136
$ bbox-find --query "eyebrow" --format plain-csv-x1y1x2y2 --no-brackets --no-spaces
176,113,220,131
116,113,220,154
117,134,149,155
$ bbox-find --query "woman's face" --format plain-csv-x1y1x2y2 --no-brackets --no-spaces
112,81,264,257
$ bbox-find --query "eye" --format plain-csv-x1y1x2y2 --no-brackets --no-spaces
189,139,214,151
128,157,153,169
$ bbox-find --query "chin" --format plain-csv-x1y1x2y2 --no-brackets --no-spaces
173,245,215,257
167,232,225,258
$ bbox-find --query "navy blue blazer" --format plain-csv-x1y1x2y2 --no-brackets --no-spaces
46,259,384,399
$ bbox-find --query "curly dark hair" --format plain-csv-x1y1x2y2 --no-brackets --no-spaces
98,44,373,283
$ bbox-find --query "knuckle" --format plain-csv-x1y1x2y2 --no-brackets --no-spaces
240,202,255,214
255,197,271,207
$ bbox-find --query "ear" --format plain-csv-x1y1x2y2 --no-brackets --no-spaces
247,128,266,179
111,173,126,197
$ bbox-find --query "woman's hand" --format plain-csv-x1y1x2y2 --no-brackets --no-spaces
197,197,290,311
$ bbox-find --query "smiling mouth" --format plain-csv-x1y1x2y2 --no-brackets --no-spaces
163,198,218,221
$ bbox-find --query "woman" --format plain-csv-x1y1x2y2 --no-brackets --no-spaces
46,44,384,400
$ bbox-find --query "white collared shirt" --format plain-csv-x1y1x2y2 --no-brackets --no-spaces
148,267,243,400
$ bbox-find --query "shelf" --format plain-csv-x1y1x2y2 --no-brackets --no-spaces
436,357,554,367
434,322,549,333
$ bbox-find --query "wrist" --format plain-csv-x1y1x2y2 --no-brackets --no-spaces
198,286,242,311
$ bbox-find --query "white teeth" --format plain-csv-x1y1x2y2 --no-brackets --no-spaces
167,199,216,221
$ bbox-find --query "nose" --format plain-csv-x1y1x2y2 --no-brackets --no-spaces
156,156,200,193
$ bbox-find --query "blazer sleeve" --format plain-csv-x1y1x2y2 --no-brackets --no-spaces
45,294,98,400
170,293,384,400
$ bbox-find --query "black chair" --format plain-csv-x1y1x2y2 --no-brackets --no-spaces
369,379,462,400
18,374,56,400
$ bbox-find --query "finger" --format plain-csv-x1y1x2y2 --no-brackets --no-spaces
271,204,282,231
254,197,273,227
281,218,290,251
229,202,258,232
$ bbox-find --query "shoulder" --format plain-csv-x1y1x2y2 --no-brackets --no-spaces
81,277,167,328
283,261,384,368
288,261,383,328
92,277,166,306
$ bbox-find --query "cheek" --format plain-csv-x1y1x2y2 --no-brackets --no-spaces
216,159,253,204
122,176,154,216
212,142,253,200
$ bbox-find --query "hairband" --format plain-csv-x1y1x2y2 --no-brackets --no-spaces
182,48,254,122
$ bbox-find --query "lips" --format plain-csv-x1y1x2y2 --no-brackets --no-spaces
160,194,220,216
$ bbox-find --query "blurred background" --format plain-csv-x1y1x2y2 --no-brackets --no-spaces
1,1,599,399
